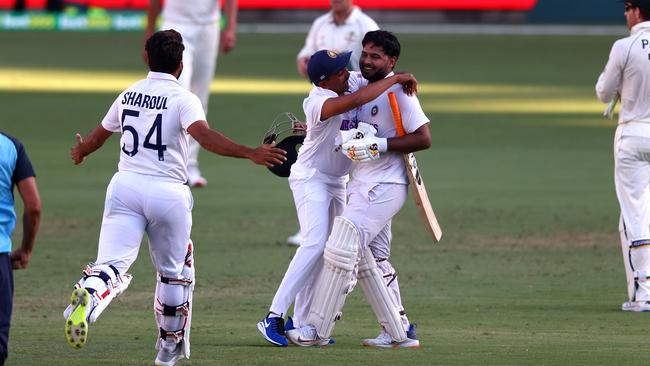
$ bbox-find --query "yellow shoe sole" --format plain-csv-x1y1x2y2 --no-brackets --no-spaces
65,288,90,349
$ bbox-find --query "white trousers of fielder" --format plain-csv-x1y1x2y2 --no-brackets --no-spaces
161,20,220,180
269,171,346,326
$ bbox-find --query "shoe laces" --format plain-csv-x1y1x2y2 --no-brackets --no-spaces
271,317,286,335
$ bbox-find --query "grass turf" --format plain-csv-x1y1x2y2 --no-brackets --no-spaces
1,31,643,365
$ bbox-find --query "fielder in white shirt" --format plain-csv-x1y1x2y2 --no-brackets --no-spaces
289,0,378,246
596,0,650,313
146,0,238,188
287,30,429,349
256,49,418,347
63,30,285,366
296,0,379,79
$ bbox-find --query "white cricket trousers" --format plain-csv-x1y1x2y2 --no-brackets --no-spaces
343,181,410,326
95,171,193,278
269,171,346,326
161,20,220,176
614,132,650,243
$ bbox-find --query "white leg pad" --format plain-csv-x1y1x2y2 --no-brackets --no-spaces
620,217,635,302
63,263,133,323
155,241,195,359
358,246,407,342
306,216,360,340
631,242,650,301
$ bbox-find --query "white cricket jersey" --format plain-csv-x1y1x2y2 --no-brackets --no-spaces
162,0,220,25
291,75,363,178
297,7,379,72
597,21,650,137
350,72,429,184
101,72,206,184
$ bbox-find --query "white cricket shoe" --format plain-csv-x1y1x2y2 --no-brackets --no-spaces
362,325,420,349
286,325,329,347
622,301,650,312
155,341,184,366
286,231,303,246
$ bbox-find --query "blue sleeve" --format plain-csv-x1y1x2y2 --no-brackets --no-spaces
1,133,35,184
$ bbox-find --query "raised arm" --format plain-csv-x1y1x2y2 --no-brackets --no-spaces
71,125,113,165
187,120,286,167
9,176,41,269
320,73,417,121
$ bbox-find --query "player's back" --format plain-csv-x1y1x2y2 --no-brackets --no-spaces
101,72,206,184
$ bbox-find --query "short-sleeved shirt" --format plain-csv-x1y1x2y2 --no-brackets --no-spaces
349,72,429,184
297,7,379,72
0,133,35,253
101,72,206,184
291,75,363,179
162,0,220,25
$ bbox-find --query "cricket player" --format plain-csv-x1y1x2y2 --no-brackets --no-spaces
257,49,418,347
0,133,41,365
596,0,650,312
63,30,285,366
296,0,379,86
145,0,238,188
287,30,430,348
288,0,379,246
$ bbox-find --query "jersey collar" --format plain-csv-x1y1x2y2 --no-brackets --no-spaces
328,6,360,26
631,21,650,35
147,71,181,84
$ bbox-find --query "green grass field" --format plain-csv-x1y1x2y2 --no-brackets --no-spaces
0,30,642,365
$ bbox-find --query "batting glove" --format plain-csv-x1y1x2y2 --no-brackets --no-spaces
341,136,388,163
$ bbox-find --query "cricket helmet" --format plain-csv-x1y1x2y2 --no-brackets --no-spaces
263,112,306,177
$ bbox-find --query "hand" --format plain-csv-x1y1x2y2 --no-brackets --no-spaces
10,247,31,269
71,133,85,165
394,72,418,96
335,123,377,152
250,144,287,167
220,28,237,54
297,57,309,78
341,136,387,163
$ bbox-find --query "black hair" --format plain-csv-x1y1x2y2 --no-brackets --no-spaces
362,30,401,59
145,29,184,74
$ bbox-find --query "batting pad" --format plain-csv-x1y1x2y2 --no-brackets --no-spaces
63,263,132,324
155,241,195,359
306,216,360,340
620,217,635,302
631,241,650,301
358,246,407,342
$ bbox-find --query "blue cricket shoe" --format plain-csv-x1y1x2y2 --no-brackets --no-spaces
257,313,288,347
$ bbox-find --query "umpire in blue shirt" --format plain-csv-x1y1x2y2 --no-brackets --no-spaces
0,132,40,365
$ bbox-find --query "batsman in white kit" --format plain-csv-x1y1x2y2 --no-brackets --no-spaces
596,0,650,312
286,30,431,348
256,50,418,346
63,30,285,366
146,0,238,188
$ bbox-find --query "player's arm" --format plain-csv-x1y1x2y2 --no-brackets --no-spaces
145,0,161,40
187,120,286,167
221,0,238,53
387,124,431,153
320,73,417,121
596,41,623,103
71,125,113,165
10,177,41,270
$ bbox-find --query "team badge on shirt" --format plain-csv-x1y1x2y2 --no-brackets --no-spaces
371,105,379,116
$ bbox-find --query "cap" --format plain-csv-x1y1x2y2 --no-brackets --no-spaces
623,0,650,11
307,50,352,86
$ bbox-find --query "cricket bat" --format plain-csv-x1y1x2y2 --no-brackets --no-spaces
388,92,443,243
